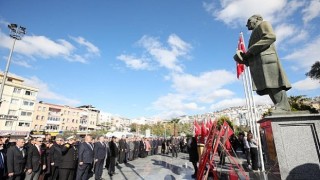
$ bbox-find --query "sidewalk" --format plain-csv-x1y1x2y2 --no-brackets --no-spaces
90,152,281,180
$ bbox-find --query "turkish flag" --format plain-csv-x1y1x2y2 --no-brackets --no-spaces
236,33,246,79
194,120,201,136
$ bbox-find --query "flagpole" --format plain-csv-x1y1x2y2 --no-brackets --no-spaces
240,32,265,172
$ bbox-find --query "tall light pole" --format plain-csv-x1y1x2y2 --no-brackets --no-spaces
0,23,26,106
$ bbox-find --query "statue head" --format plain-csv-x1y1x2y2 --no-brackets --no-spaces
246,14,263,30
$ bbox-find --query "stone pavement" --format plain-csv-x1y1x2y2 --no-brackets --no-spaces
93,153,195,180
89,152,280,180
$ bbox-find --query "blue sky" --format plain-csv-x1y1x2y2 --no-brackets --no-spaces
0,0,319,119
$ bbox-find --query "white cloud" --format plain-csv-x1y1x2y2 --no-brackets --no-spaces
302,0,320,23
283,36,320,69
70,36,100,55
203,0,288,27
151,70,237,118
274,24,297,45
152,93,205,118
23,76,81,106
210,95,272,111
171,70,236,102
0,25,100,64
292,78,320,91
117,54,150,70
137,34,192,72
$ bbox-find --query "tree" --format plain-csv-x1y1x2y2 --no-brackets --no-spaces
306,61,320,81
170,118,180,136
216,115,234,130
288,95,318,113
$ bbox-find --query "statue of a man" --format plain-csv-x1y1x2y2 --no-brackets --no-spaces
234,14,292,112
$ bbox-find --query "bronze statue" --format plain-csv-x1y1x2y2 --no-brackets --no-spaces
234,14,292,112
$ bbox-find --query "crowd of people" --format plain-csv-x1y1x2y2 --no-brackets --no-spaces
0,133,188,180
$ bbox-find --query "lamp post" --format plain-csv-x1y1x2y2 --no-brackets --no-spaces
0,23,26,106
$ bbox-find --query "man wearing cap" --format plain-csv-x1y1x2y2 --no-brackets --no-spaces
59,136,78,180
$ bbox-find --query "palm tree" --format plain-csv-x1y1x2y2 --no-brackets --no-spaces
170,118,180,136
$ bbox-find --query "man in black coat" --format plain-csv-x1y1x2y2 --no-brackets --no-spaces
108,136,118,176
50,136,63,180
76,135,94,180
118,136,126,164
93,136,107,180
6,138,27,180
25,137,46,180
0,137,7,180
187,137,199,178
59,136,78,180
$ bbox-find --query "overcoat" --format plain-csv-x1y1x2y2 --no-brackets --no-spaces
247,21,291,95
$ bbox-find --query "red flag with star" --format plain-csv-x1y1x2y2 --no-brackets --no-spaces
236,33,246,79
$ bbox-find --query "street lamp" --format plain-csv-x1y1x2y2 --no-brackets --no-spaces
0,23,26,106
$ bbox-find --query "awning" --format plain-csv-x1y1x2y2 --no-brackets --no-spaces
0,130,28,136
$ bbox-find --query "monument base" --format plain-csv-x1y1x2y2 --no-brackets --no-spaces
258,113,320,180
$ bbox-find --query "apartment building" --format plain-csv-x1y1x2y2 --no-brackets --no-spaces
0,73,38,136
31,103,100,136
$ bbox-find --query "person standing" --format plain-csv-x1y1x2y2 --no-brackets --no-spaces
59,136,78,180
0,137,7,180
187,137,199,178
108,136,118,176
49,136,63,180
118,136,126,164
6,138,27,180
25,137,46,180
243,132,251,169
76,135,94,180
247,133,259,171
170,137,178,158
93,136,107,180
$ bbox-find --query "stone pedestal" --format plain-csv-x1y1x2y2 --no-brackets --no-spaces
258,114,320,180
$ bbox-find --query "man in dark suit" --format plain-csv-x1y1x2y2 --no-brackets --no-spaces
118,136,126,164
76,135,94,180
49,136,63,180
93,136,107,180
108,136,118,176
59,136,78,180
6,138,27,180
0,137,7,179
25,137,46,180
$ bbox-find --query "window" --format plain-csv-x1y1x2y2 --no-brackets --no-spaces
36,115,39,120
38,106,42,111
42,107,46,112
39,125,42,129
18,122,30,127
8,110,16,115
13,88,21,94
10,98,19,104
21,111,32,116
41,116,45,120
34,125,38,129
25,91,33,96
5,121,13,126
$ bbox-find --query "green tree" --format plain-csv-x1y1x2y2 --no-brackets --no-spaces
306,61,320,81
217,115,234,130
288,95,318,113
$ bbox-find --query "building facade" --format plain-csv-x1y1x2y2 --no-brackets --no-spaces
0,73,38,136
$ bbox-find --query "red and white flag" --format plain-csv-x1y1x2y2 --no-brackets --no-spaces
236,33,246,79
